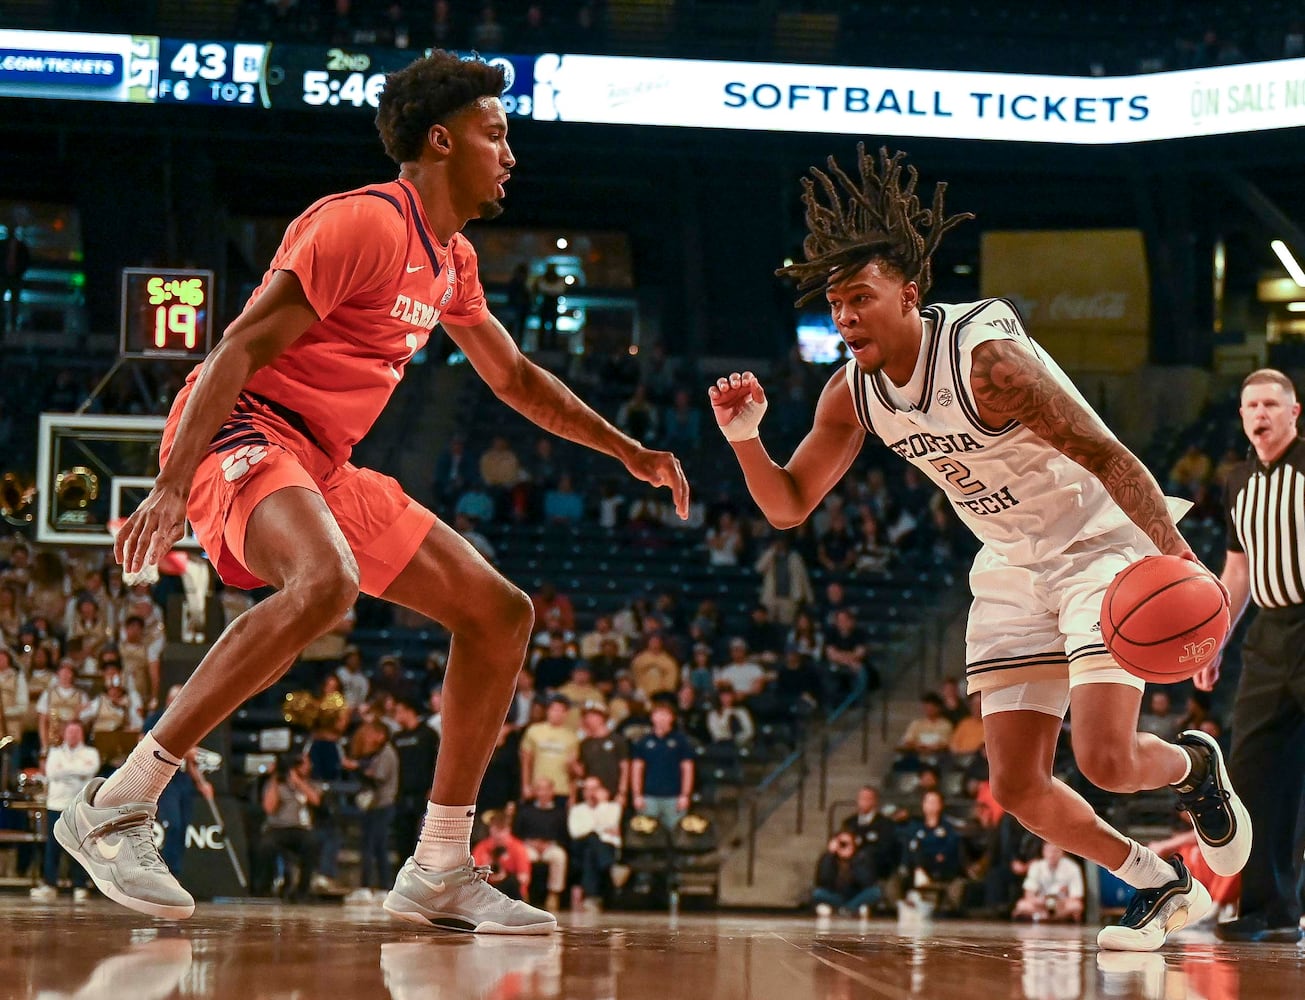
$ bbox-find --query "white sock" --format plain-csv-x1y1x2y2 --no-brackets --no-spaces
96,732,183,807
414,802,475,871
1110,838,1176,890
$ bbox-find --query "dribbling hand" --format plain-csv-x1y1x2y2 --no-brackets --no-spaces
708,372,768,442
114,482,188,578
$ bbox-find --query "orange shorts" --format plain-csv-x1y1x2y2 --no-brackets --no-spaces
160,383,435,595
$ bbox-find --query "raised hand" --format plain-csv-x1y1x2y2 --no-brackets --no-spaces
708,371,768,442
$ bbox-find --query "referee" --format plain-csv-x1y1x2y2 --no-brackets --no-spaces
1197,368,1305,943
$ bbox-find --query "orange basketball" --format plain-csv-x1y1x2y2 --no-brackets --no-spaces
1100,555,1230,684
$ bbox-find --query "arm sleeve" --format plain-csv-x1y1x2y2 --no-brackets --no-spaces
439,236,491,326
272,198,406,319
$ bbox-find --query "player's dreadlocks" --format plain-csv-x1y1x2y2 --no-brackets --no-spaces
776,144,974,307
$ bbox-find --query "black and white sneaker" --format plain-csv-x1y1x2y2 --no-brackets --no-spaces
1172,729,1252,877
1097,855,1213,952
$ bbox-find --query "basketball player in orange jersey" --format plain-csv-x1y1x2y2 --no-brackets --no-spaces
54,51,687,934
709,147,1249,951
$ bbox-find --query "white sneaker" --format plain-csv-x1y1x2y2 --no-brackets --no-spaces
29,884,57,901
73,887,90,902
383,857,556,934
1173,729,1252,877
52,777,195,919
1097,855,1213,952
815,902,833,917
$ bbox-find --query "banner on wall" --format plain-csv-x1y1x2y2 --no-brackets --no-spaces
0,28,155,103
531,53,1305,144
980,230,1150,372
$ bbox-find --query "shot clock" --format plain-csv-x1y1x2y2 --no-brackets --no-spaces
119,268,215,360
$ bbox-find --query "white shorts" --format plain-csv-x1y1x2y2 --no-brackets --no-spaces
966,524,1150,717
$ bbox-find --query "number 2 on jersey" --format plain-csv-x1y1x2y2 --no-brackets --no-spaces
929,456,986,496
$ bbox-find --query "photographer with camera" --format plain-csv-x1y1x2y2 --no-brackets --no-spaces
1012,841,1084,923
256,753,321,902
812,829,881,918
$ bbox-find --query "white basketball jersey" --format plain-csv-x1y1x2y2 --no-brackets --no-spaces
844,298,1132,566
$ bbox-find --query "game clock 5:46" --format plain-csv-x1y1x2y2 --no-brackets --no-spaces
119,268,215,360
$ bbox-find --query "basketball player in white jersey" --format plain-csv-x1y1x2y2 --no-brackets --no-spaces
710,147,1250,951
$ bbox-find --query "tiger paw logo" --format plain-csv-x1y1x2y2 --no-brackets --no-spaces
221,444,268,482
1178,637,1217,665
937,388,954,407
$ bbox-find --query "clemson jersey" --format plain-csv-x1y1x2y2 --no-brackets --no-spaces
844,298,1133,566
189,178,489,466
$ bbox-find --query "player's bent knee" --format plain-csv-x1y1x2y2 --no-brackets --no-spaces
1074,750,1141,793
285,565,359,627
990,775,1050,818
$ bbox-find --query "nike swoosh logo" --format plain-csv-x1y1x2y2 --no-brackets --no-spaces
406,264,425,273
97,838,124,861
153,750,181,766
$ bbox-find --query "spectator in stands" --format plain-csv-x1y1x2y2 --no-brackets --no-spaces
938,677,969,726
785,609,825,664
454,512,496,564
520,694,580,800
631,632,679,699
631,702,695,830
81,664,143,737
714,638,767,698
470,2,506,50
557,664,604,727
0,646,29,737
949,694,986,755
533,634,579,694
66,598,111,664
896,693,954,765
343,722,399,902
817,510,858,578
900,789,971,915
1168,443,1212,497
373,655,418,707
580,615,626,661
617,383,659,443
612,593,652,640
586,636,629,695
1137,689,1181,742
432,434,470,509
28,551,70,624
661,388,703,455
705,684,754,746
676,682,711,744
755,534,814,625
576,702,628,804
479,434,523,491
812,830,881,917
889,766,942,823
544,472,585,524
743,605,785,666
0,583,23,647
515,777,569,910
257,753,320,902
478,723,522,817
507,671,535,729
454,481,496,524
472,810,531,899
32,719,98,902
823,608,874,706
516,3,552,52
852,511,894,576
335,646,369,714
705,510,744,566
840,785,898,890
391,698,439,850
531,581,576,634
684,642,716,699
768,647,822,719
37,661,87,753
1012,841,1085,923
568,776,621,911
425,686,444,738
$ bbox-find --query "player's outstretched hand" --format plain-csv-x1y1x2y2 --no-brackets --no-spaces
114,482,188,577
625,447,690,520
708,371,767,442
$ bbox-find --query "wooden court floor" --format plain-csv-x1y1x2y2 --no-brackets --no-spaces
0,899,1301,999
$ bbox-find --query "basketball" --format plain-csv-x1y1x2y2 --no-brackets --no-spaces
1100,555,1231,684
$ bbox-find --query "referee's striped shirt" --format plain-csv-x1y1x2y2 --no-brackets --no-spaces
1225,435,1305,608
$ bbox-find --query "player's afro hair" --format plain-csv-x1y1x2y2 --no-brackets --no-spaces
375,50,506,164
776,144,974,306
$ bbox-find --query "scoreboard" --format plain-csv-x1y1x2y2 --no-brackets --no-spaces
155,39,267,105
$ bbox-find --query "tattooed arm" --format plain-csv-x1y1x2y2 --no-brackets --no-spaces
443,313,689,518
968,337,1191,557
